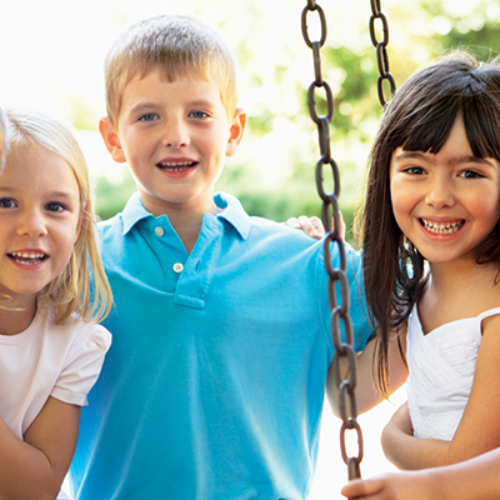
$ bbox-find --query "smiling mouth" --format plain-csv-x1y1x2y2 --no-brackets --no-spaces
8,252,48,266
420,219,465,235
156,161,198,172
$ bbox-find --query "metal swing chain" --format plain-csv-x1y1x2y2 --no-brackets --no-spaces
369,0,396,107
301,0,364,481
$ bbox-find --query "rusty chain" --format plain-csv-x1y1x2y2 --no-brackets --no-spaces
301,0,364,482
369,0,396,107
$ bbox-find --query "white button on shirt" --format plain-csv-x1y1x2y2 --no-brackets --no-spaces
173,263,184,273
155,227,165,237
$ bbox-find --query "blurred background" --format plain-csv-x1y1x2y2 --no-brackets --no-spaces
1,0,498,497
3,0,499,242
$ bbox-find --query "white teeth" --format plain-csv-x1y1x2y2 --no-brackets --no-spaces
421,219,464,234
158,161,195,171
13,259,41,265
9,252,47,265
10,251,46,259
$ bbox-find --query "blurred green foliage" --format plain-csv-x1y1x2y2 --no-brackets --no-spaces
84,0,500,245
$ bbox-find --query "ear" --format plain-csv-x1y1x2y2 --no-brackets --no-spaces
226,108,246,158
99,116,127,164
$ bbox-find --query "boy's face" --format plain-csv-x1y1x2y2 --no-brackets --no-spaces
101,69,245,217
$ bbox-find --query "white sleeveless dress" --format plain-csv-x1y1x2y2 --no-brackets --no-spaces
406,305,500,440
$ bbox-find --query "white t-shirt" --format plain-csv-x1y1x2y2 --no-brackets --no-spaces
0,303,111,498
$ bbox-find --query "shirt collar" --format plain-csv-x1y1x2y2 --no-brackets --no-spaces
214,192,251,240
121,192,153,235
120,191,251,240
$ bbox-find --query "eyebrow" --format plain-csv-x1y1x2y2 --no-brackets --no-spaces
0,186,77,199
129,98,217,114
394,151,496,168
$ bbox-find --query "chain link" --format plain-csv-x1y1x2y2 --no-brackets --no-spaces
369,0,396,107
301,1,364,483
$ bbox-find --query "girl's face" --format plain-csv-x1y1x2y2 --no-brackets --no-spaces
390,116,500,266
0,143,81,309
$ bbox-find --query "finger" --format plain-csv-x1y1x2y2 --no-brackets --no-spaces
298,215,323,239
309,216,326,235
283,217,301,229
338,211,346,239
341,478,384,498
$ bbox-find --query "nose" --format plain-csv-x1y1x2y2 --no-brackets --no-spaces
17,208,48,239
162,118,189,148
425,174,455,209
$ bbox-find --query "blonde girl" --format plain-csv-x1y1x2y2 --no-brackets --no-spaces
0,108,112,500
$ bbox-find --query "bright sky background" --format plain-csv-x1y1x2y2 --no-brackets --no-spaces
2,1,410,498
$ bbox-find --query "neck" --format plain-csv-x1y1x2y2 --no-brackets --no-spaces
428,258,499,302
0,296,37,336
168,208,209,254
142,194,218,254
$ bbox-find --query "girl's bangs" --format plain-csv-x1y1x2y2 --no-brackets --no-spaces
390,95,500,161
389,99,458,155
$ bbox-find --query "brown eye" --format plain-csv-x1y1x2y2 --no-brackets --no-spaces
45,202,65,212
460,170,483,179
404,167,425,175
0,197,16,208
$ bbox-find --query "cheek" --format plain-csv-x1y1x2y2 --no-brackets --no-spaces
390,180,415,229
57,218,81,256
469,189,500,220
390,179,404,215
477,199,500,234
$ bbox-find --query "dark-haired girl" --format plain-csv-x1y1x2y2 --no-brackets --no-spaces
342,50,500,498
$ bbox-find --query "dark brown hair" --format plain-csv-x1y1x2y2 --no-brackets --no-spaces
360,51,500,396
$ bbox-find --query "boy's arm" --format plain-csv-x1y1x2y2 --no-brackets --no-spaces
326,332,408,417
341,447,500,500
293,213,408,413
0,396,80,500
383,314,500,469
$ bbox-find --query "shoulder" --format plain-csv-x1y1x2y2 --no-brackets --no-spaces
98,212,125,239
38,306,112,353
223,193,319,244
246,215,361,262
245,216,330,264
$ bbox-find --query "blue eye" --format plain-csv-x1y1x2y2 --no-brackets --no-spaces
189,111,208,119
139,113,159,122
45,202,65,212
0,197,16,208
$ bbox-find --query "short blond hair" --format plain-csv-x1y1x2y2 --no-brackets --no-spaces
104,15,238,125
5,108,113,324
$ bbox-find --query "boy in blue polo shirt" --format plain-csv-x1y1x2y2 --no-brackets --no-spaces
69,14,374,499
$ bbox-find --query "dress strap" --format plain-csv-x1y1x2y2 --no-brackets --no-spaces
478,307,500,322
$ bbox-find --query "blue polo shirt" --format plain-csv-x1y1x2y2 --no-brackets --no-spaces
70,192,372,500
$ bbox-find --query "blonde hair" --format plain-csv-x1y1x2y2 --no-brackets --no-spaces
0,107,8,170
104,14,238,125
4,108,113,324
